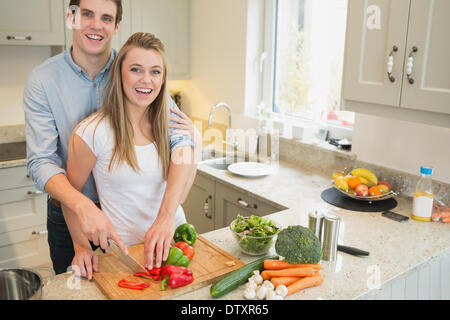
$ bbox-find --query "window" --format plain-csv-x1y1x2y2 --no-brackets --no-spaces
263,0,354,127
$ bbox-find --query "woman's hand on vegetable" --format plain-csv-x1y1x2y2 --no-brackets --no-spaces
144,212,175,270
71,245,98,280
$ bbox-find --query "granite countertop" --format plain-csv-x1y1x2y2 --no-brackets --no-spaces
42,159,450,300
0,158,27,169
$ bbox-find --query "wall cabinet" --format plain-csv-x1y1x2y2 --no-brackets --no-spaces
130,0,191,79
182,172,284,233
342,0,450,127
0,166,50,268
0,0,65,46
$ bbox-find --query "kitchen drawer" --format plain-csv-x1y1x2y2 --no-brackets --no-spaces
0,186,47,234
182,173,216,234
0,224,47,247
215,182,281,228
0,226,50,268
0,166,34,191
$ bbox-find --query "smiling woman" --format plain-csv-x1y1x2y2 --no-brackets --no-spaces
122,51,165,115
63,32,196,277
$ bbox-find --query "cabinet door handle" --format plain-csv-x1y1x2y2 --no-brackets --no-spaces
27,190,43,196
204,195,213,219
7,35,32,41
387,46,398,82
406,46,418,84
32,230,48,236
237,198,257,209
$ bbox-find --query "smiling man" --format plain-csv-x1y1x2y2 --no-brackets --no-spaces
23,0,197,276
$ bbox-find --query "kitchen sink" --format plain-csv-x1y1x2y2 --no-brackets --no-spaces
200,148,258,170
202,157,234,170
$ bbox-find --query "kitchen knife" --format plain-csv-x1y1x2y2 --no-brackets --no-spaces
108,239,147,274
337,244,370,257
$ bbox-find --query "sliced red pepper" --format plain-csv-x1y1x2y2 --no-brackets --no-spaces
118,278,149,290
118,283,146,290
134,267,161,281
146,266,162,280
174,241,195,261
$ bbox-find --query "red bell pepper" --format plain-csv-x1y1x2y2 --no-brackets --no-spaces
160,265,194,291
174,241,195,261
133,267,162,281
118,278,149,290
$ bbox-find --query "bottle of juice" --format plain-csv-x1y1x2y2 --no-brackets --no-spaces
411,166,434,222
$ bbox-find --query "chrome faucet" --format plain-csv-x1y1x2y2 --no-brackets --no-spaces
208,102,232,129
208,102,237,150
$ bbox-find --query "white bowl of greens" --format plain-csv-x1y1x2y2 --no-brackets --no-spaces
230,214,281,256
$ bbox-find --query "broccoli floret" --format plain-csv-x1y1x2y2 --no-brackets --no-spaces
275,225,322,264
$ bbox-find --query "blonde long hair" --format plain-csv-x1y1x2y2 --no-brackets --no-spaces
93,32,171,178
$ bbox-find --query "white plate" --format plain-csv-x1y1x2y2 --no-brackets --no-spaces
227,162,272,178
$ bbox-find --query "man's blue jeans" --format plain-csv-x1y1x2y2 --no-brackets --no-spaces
46,199,102,275
46,199,75,275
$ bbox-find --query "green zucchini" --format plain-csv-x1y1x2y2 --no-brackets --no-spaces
210,255,279,298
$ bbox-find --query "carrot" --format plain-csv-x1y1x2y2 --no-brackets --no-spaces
263,260,322,270
432,212,442,222
270,276,302,288
442,217,450,223
262,267,316,278
286,274,324,296
261,270,271,281
441,211,450,219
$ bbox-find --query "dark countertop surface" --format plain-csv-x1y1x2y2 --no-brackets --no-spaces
0,141,26,162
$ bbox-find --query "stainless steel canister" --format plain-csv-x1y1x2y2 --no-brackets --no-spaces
321,215,341,262
308,211,324,243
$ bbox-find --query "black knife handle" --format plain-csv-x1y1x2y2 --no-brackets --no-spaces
338,244,369,256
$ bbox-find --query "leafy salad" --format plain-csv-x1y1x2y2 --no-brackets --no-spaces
231,214,280,255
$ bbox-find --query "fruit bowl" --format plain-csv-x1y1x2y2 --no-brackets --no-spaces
332,181,397,201
331,168,398,202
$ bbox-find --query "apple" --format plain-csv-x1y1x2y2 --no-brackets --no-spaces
355,184,369,197
378,184,389,194
378,181,391,191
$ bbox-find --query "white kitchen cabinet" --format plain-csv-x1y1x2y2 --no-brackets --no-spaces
131,0,191,79
0,0,65,46
215,183,258,228
0,166,50,268
399,0,450,114
63,0,133,53
358,249,450,300
215,182,282,228
181,173,215,234
342,0,450,127
182,172,284,233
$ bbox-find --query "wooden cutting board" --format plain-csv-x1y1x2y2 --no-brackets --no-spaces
93,235,245,300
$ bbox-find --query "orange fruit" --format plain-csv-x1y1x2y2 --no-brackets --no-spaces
347,176,361,189
368,186,383,196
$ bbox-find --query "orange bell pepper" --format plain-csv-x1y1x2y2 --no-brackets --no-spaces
174,241,195,260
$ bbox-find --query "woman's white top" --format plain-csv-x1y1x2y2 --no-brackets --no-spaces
75,116,186,246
